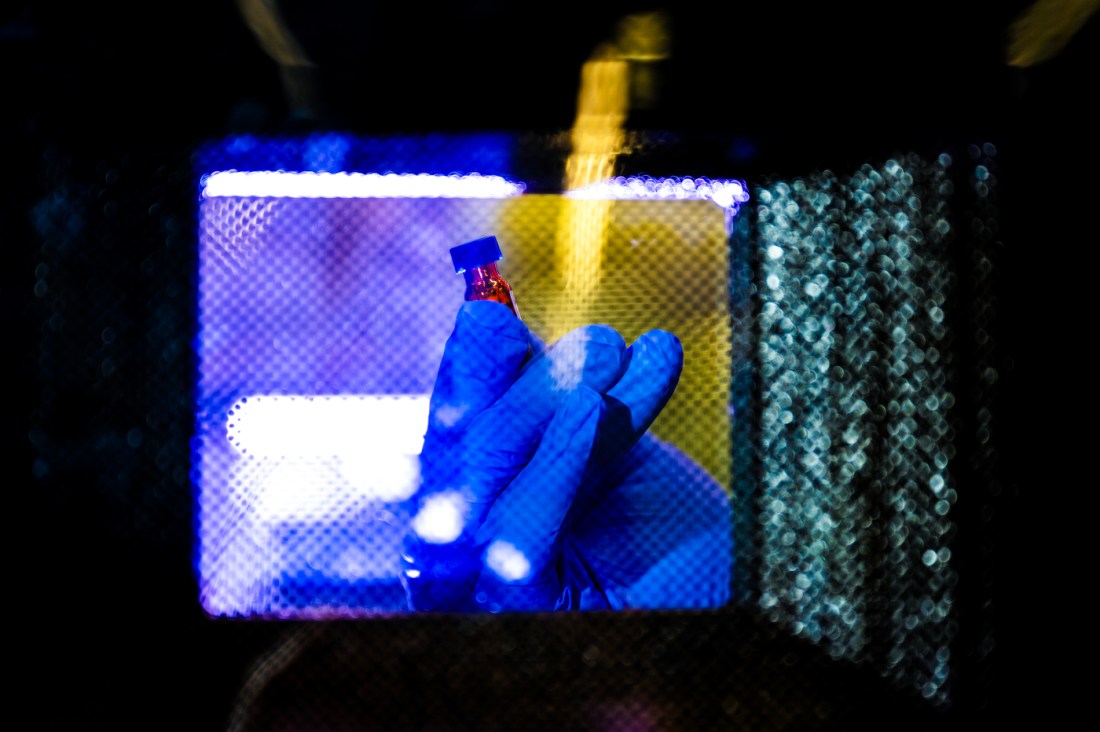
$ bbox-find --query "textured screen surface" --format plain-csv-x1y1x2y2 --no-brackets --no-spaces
191,134,1000,717
738,153,993,706
25,129,1005,730
195,176,740,617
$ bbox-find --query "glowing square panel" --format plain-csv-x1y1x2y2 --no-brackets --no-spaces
193,136,747,618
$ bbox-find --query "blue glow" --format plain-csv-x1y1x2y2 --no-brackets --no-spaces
192,132,746,618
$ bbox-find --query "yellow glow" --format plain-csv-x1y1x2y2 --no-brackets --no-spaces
553,37,633,340
614,12,671,62
550,198,611,340
236,0,320,116
551,13,676,339
1006,0,1100,67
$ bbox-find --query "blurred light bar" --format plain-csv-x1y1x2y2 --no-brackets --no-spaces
200,170,749,214
227,394,430,457
566,175,750,213
200,171,528,198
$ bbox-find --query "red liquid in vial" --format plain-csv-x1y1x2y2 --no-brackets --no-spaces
451,236,520,319
463,263,520,318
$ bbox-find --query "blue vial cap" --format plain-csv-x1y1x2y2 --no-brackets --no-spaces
450,236,503,273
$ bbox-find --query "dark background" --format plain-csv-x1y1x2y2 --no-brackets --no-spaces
4,1,1093,729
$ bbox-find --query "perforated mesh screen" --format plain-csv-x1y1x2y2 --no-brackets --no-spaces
25,132,1003,730
745,155,973,705
195,183,738,617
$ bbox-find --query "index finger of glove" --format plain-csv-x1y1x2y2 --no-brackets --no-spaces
447,323,627,523
423,301,532,446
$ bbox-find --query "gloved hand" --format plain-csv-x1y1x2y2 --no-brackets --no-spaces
400,300,733,612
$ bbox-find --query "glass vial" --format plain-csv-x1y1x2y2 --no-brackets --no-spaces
450,236,520,319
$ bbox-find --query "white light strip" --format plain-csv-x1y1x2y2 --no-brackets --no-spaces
201,171,527,199
227,394,430,457
565,175,750,211
201,171,750,210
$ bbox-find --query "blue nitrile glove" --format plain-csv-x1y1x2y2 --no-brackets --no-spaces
399,300,733,612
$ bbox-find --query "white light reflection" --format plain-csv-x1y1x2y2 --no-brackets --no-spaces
565,175,750,213
201,170,527,198
228,394,429,457
547,339,585,391
411,491,467,544
485,540,532,582
227,394,429,511
548,333,589,391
